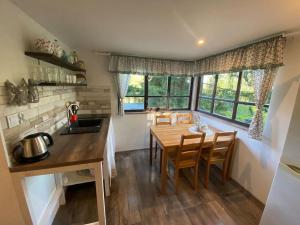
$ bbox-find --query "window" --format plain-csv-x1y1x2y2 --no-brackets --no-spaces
124,75,193,111
196,70,271,126
236,70,271,124
124,75,145,111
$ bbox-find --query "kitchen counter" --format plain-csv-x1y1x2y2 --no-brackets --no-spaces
9,115,110,173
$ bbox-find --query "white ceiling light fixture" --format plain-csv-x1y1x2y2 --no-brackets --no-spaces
196,39,205,47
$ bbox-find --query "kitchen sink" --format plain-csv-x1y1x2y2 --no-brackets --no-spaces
60,117,103,135
77,118,102,127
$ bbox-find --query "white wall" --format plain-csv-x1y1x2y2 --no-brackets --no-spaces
0,1,74,224
85,35,300,203
280,83,300,166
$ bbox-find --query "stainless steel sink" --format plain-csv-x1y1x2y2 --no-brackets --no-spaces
77,118,102,127
60,118,103,135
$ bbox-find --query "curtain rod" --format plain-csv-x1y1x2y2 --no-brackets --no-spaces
283,30,300,37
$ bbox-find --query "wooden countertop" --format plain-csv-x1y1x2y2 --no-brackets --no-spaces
9,116,110,173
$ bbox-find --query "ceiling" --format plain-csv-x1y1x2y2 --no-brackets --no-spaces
12,0,300,60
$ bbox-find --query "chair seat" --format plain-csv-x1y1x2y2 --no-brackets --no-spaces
169,153,197,168
171,159,197,168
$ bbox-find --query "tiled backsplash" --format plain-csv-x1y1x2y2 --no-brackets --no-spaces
0,84,111,162
76,86,111,114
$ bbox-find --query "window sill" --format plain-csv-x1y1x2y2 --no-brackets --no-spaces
125,111,149,115
197,111,249,131
125,109,192,115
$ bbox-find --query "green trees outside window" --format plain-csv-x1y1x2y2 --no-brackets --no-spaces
125,74,193,111
197,70,271,126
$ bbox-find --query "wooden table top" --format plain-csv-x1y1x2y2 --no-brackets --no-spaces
9,116,110,173
150,124,225,150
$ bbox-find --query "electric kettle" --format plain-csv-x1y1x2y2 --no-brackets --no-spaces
13,132,53,163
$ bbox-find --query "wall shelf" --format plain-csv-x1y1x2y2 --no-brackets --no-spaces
25,51,86,73
34,82,87,87
63,170,95,186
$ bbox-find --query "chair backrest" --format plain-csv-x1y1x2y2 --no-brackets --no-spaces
155,114,172,125
176,133,206,165
176,113,193,124
209,131,237,160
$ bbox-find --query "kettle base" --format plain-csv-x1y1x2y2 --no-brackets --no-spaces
20,152,50,163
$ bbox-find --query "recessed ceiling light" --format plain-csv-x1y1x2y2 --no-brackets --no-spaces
196,39,205,46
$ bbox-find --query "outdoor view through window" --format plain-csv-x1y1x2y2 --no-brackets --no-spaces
197,70,271,126
124,71,271,126
124,75,193,111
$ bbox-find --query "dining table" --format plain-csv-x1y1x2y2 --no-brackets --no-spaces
149,123,236,193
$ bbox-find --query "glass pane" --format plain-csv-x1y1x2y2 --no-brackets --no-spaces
127,75,144,96
216,72,239,100
213,100,234,118
198,98,212,112
236,104,255,124
239,70,255,102
236,104,269,124
148,97,167,109
200,75,216,97
262,106,269,123
169,97,189,109
124,97,144,110
170,76,191,96
148,76,168,96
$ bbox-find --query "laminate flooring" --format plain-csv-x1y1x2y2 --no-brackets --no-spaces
53,149,264,225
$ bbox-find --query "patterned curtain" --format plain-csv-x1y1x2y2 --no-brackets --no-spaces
109,36,285,77
248,68,278,140
195,36,286,75
109,55,194,76
114,73,131,116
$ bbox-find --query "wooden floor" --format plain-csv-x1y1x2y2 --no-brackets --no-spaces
53,150,264,225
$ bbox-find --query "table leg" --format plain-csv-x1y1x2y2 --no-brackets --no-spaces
94,162,106,225
149,132,153,165
161,148,168,194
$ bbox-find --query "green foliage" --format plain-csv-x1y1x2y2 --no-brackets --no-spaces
126,72,271,122
198,98,212,112
126,75,191,109
148,76,168,96
199,71,271,124
169,97,189,109
170,77,191,96
215,73,238,100
127,75,144,96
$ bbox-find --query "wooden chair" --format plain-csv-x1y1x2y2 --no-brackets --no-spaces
176,113,193,124
155,114,172,125
201,131,237,188
154,114,172,165
169,133,206,192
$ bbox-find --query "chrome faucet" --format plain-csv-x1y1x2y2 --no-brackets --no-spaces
65,101,80,127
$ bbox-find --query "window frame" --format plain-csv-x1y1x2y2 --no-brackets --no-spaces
195,71,270,127
125,75,194,112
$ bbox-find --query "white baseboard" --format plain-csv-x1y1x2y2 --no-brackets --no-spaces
36,187,63,225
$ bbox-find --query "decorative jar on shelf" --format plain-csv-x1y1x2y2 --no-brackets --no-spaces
76,60,85,69
53,40,64,58
72,51,79,64
34,38,54,54
67,54,74,64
